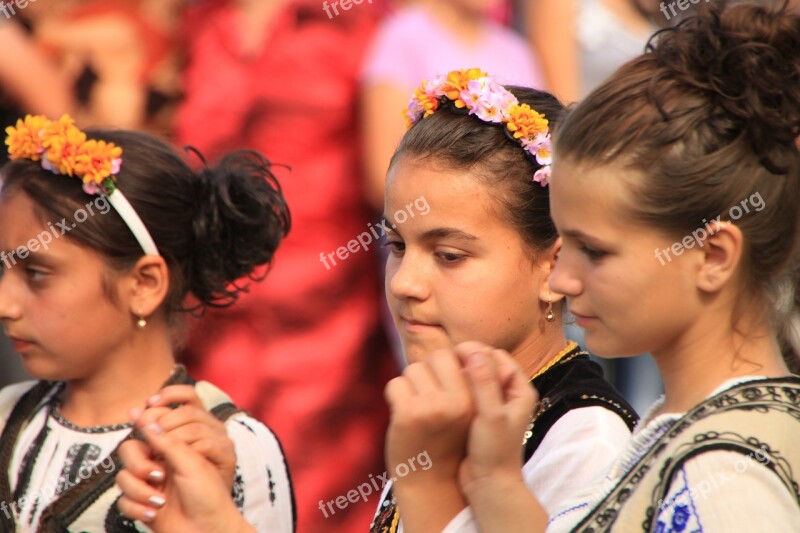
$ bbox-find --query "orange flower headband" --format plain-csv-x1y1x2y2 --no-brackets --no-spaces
4,115,159,256
406,68,552,186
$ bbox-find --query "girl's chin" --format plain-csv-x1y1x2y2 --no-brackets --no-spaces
584,335,648,359
401,339,452,364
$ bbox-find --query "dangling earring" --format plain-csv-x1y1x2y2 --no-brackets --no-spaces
545,292,556,322
136,311,147,329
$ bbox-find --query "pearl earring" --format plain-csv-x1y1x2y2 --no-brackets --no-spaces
545,292,555,322
136,312,147,329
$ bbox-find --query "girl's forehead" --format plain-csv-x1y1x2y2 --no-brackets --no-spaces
385,163,505,233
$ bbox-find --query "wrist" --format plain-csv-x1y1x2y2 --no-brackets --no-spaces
464,474,546,533
463,470,525,502
393,479,467,533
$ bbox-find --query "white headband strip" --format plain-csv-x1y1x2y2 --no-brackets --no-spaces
106,189,160,256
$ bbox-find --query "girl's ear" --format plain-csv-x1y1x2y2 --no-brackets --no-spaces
123,256,170,318
537,238,566,303
696,221,743,294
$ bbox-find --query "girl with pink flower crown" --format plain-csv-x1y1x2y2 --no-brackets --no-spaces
111,69,637,532
0,115,295,532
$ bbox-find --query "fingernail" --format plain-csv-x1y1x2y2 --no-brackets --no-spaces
147,394,160,406
148,495,166,508
143,509,157,522
128,407,143,421
149,470,165,482
145,422,163,436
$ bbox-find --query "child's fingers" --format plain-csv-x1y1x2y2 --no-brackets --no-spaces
116,494,158,525
384,376,415,410
150,405,227,437
140,422,217,477
164,424,235,467
464,349,504,414
115,469,166,513
118,440,165,484
453,341,496,365
425,349,470,395
403,361,442,394
490,349,539,405
146,385,205,409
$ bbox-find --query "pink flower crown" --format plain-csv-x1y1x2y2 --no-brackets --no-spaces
406,68,552,186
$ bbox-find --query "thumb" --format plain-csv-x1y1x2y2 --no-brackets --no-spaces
464,349,504,414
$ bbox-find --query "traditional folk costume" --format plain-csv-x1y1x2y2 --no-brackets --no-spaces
370,342,639,533
0,366,295,533
548,376,800,532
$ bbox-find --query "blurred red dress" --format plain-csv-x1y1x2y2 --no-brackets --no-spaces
176,2,395,532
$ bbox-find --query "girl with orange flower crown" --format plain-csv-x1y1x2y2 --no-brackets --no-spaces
109,68,638,532
0,115,294,532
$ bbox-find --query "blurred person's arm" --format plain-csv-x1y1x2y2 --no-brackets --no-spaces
34,13,146,128
525,0,579,104
361,82,410,210
0,23,76,117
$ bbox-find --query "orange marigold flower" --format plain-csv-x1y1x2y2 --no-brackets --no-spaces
506,104,549,140
74,140,123,186
5,115,49,161
415,86,440,117
444,68,486,109
41,115,87,176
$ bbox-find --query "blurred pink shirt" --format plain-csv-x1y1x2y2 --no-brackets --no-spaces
361,5,544,93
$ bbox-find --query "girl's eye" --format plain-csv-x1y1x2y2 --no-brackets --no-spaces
25,267,47,282
436,251,466,264
383,241,405,254
580,245,607,261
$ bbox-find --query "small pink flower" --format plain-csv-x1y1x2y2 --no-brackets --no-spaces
82,181,100,195
533,166,551,187
41,155,59,174
111,158,122,175
534,137,552,166
425,75,447,98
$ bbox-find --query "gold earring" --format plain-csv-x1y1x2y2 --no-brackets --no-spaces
136,312,147,329
545,292,555,322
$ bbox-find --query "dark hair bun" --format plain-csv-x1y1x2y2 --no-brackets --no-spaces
189,150,291,308
650,0,800,173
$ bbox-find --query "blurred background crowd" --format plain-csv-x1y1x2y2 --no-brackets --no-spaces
2,0,780,531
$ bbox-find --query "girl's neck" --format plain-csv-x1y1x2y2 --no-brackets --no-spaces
418,1,487,45
58,327,177,428
513,326,571,382
652,310,788,417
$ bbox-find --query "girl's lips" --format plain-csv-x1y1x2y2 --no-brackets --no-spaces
570,311,598,328
8,337,34,352
400,318,441,333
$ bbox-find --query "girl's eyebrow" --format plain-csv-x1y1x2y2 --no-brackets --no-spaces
419,227,478,243
561,228,610,246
